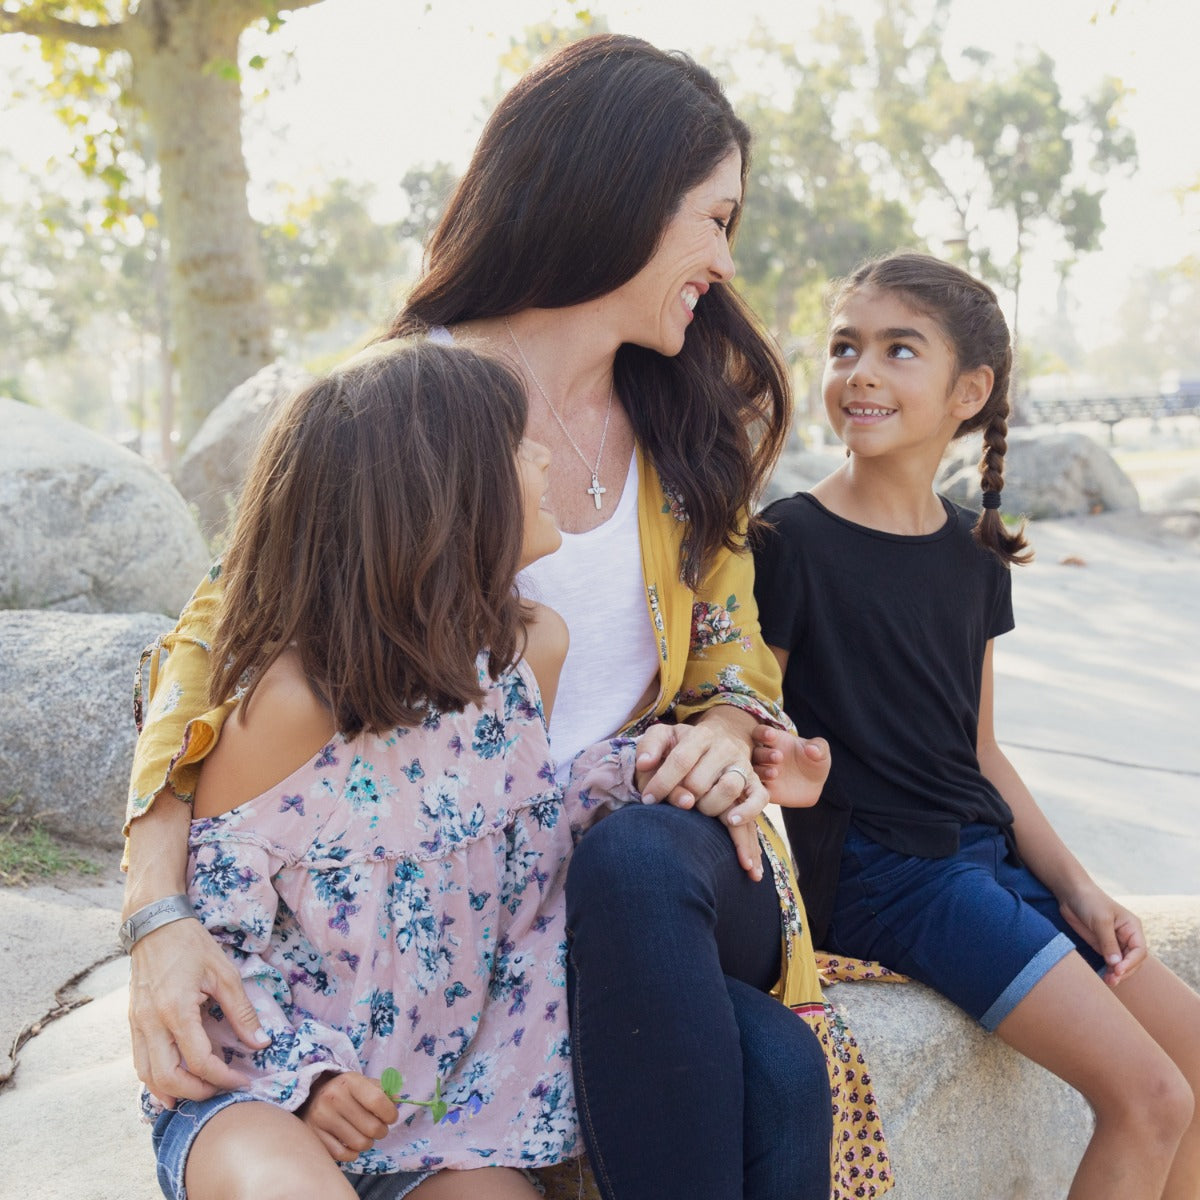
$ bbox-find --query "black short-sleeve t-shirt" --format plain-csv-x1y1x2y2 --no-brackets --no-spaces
753,493,1016,938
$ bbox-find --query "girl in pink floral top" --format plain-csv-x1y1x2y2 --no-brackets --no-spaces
149,342,632,1200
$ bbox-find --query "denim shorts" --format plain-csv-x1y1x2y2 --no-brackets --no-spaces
151,1093,433,1200
827,822,1106,1031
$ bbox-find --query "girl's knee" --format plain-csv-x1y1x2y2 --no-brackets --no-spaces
1098,1057,1194,1146
184,1102,354,1200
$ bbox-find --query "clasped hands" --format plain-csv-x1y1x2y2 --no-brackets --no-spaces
632,714,830,883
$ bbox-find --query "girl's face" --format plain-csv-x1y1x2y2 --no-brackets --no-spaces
605,148,742,357
822,286,988,462
517,437,561,568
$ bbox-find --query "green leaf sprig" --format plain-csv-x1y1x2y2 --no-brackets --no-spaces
379,1067,450,1124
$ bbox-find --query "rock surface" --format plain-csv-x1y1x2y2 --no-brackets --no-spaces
0,897,1194,1200
0,611,174,847
0,879,124,1084
939,430,1140,518
173,362,312,541
1161,468,1200,506
761,443,843,506
0,399,210,615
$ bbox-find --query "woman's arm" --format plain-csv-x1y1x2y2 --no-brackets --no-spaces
635,534,793,878
977,640,1146,985
122,567,270,1104
124,790,270,1105
124,567,228,837
140,659,355,1114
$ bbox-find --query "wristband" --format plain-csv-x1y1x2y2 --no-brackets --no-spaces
118,893,197,953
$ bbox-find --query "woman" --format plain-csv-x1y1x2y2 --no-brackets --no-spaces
124,35,887,1200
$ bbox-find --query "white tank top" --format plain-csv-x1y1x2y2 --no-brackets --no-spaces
519,452,660,778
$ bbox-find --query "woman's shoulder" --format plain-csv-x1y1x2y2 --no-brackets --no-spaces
193,651,337,820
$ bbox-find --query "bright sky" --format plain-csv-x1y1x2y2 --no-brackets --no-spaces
3,0,1198,354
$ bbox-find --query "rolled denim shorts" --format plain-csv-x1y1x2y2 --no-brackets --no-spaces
151,1092,432,1200
827,821,1106,1031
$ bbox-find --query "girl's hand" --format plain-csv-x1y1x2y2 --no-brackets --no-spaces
299,1071,399,1162
750,724,830,808
1057,885,1148,987
634,722,767,881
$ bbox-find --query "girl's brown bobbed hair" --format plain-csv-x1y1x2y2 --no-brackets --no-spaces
210,341,530,735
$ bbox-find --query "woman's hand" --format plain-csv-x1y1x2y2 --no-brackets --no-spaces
1057,884,1148,987
634,712,768,881
298,1071,399,1162
750,724,830,808
128,916,270,1106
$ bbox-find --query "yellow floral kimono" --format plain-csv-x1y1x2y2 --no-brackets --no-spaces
124,444,892,1199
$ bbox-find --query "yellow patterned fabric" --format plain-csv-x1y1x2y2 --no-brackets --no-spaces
122,561,233,866
816,954,909,987
122,446,892,1195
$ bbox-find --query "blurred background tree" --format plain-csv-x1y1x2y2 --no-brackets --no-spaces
1,0,327,449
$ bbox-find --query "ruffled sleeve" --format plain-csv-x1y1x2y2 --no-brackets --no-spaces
559,738,640,840
184,819,362,1111
124,565,237,844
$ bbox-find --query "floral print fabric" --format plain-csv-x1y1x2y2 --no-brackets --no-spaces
140,657,633,1176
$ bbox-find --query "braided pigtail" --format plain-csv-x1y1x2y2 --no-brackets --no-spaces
974,385,1032,566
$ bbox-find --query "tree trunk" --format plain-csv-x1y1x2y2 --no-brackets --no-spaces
126,0,272,443
153,226,176,467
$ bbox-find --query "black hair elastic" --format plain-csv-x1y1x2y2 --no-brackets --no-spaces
981,490,1002,510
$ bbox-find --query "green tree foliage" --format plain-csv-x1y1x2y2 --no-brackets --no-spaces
1088,264,1200,392
0,0,328,443
260,167,459,359
860,0,1136,349
0,147,169,436
491,9,607,97
261,178,405,344
397,161,459,246
715,26,913,367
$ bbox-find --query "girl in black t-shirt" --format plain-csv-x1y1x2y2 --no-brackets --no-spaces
753,252,1199,1199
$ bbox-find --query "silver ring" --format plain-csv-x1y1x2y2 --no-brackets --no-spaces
722,764,750,792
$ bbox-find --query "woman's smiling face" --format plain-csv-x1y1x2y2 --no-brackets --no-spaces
607,147,742,357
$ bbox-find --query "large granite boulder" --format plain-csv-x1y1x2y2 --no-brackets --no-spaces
0,400,210,616
762,442,844,506
174,362,312,541
1161,468,1200,507
939,430,1139,518
0,610,173,849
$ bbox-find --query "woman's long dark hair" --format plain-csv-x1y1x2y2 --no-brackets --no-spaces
388,34,791,586
211,342,530,735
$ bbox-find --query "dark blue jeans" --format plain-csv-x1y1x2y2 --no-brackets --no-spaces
566,803,832,1200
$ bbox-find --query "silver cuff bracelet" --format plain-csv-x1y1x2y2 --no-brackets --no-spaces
118,893,196,954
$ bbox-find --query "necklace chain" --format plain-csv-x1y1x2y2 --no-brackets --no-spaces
504,316,615,510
